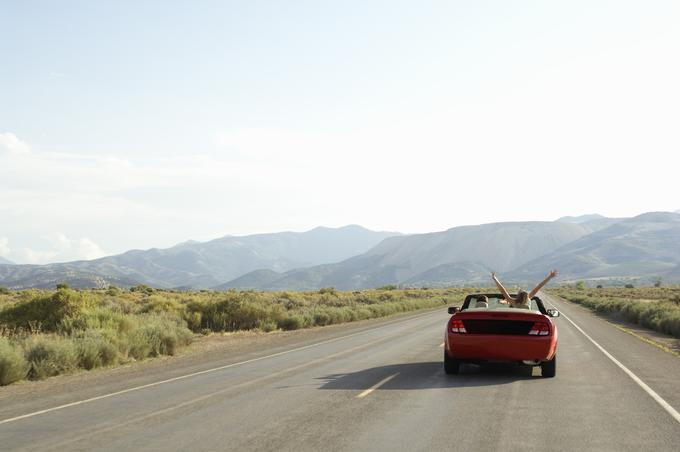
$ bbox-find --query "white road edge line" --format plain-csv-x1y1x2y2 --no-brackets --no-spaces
0,310,437,426
356,373,399,399
550,298,680,424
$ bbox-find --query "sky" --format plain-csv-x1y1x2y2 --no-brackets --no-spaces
1,0,679,264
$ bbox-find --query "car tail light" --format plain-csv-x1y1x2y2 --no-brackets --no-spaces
528,322,550,336
450,319,467,334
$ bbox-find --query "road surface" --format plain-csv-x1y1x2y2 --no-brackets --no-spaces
1,293,680,451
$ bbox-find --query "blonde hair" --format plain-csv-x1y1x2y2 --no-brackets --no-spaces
514,290,529,307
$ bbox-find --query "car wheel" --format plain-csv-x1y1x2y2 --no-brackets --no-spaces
444,350,460,375
541,355,556,378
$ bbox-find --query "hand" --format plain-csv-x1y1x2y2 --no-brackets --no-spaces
548,269,558,279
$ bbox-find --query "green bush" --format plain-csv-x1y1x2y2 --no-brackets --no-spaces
59,306,131,335
377,285,398,291
130,284,154,294
0,289,94,332
278,314,304,330
194,296,284,332
0,337,29,385
124,314,192,359
24,336,79,380
75,331,118,370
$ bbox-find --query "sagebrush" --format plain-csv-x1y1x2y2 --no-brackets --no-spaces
0,286,467,385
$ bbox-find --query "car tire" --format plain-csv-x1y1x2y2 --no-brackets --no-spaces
541,355,556,378
444,350,460,375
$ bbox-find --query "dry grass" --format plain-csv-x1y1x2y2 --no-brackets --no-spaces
549,285,680,339
0,286,469,385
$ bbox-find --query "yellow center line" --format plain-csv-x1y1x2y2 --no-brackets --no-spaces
356,372,399,399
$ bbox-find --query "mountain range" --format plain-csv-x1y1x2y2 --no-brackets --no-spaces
222,221,590,290
0,226,398,289
2,212,680,290
221,212,680,290
512,212,680,283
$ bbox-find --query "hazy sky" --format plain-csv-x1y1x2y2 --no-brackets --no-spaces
2,1,679,264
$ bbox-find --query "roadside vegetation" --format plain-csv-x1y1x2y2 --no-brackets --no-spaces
0,286,467,386
549,285,680,339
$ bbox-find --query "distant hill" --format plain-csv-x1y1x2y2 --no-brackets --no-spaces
557,214,624,233
0,226,399,289
0,256,13,265
220,221,591,290
557,214,607,224
512,212,680,284
403,262,492,287
0,264,140,289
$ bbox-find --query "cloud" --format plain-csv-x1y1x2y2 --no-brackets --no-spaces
0,237,9,256
0,133,31,155
14,234,107,265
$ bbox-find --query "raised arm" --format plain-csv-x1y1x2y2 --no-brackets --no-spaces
491,272,512,301
528,269,558,298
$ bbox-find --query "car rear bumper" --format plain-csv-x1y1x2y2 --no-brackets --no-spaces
446,334,557,362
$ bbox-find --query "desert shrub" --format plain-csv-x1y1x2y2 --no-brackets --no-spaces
74,331,118,370
130,284,154,294
0,337,29,385
377,285,398,291
318,287,337,295
59,306,133,336
378,292,395,302
194,295,284,332
0,286,10,295
140,295,185,315
0,289,95,332
106,287,121,296
124,314,192,359
313,310,332,326
24,336,79,380
182,310,203,332
278,314,304,330
625,284,635,289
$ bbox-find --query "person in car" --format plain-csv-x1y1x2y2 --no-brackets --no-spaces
474,295,489,308
492,270,558,309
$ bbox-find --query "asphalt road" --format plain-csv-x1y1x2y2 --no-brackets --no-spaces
1,293,680,451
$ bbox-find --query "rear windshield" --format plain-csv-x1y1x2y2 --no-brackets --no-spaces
466,295,540,312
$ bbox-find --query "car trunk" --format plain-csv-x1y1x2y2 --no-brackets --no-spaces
462,319,534,335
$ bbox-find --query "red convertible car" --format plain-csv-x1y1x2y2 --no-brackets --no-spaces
444,293,559,377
